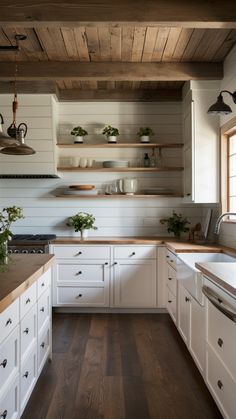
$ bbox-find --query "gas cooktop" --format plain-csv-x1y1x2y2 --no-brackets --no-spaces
11,234,56,242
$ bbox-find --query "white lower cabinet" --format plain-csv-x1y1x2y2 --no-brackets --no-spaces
0,267,52,418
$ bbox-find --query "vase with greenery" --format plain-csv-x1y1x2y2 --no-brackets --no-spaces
67,212,97,240
160,211,190,239
102,125,120,143
0,206,24,266
71,126,88,143
137,127,154,143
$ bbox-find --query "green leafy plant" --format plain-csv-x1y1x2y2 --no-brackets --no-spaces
67,212,97,233
137,127,154,137
0,206,24,266
102,125,120,137
70,126,88,136
160,211,190,238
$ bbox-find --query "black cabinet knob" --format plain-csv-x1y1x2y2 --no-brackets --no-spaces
41,282,45,287
131,252,136,256
168,300,172,303
185,296,190,302
217,338,223,348
40,307,45,312
23,328,29,334
0,410,7,418
76,271,82,275
186,193,191,196
5,318,12,326
104,262,108,265
217,380,223,390
41,342,45,348
168,277,172,281
23,371,29,378
114,262,118,265
0,359,7,368
26,298,31,304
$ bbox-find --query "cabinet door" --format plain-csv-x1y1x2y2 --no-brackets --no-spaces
178,283,191,345
183,145,193,202
189,297,205,374
114,259,156,308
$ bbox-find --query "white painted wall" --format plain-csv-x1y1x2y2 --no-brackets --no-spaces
0,97,205,237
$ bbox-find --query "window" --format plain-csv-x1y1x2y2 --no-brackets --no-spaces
221,118,236,216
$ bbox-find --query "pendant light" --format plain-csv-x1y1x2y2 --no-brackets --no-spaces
0,34,35,155
207,90,236,115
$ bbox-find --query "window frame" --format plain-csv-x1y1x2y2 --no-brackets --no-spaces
221,116,236,220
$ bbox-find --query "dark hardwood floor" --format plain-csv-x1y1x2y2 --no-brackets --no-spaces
22,313,222,419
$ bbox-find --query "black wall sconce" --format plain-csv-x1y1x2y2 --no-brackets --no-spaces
207,90,236,115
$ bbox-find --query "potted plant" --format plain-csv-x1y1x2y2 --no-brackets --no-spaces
70,126,88,143
160,211,190,239
102,125,120,143
0,206,24,266
66,212,97,240
137,127,154,143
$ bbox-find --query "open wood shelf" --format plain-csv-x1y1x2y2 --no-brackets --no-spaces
56,194,183,199
57,143,183,148
57,167,183,172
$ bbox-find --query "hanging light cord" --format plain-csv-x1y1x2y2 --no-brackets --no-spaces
12,38,19,126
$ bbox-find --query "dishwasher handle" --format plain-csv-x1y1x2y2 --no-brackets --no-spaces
202,286,236,323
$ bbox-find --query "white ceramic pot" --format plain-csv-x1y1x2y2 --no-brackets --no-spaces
79,158,87,168
119,178,138,195
140,135,150,143
108,136,117,143
69,156,80,167
80,229,89,240
74,136,84,143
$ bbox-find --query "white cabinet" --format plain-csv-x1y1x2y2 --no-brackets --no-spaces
0,267,52,418
182,81,220,203
178,282,190,344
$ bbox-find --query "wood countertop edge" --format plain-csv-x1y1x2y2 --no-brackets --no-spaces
0,255,55,314
195,262,236,298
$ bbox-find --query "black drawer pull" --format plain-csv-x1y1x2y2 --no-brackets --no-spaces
186,193,191,196
26,298,31,304
130,252,136,256
104,262,108,265
185,297,190,302
76,294,83,298
76,271,82,275
23,371,29,378
23,328,29,334
168,277,172,281
0,410,7,418
41,342,45,348
5,318,12,326
114,262,118,265
0,359,7,368
217,338,223,348
75,251,82,256
217,380,223,390
166,255,170,258
40,307,45,312
168,300,172,303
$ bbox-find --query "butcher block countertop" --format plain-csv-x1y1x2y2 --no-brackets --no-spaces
0,254,55,313
196,262,236,298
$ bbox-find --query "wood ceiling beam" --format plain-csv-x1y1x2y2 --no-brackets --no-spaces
0,0,236,28
0,81,57,94
58,89,182,102
0,62,223,81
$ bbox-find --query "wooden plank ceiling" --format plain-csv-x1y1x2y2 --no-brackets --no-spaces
0,25,236,100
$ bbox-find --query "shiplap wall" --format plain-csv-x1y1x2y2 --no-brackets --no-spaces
0,97,204,236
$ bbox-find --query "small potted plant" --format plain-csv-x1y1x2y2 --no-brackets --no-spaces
0,206,24,266
137,127,155,143
160,211,190,239
70,126,88,143
66,212,97,240
102,125,120,143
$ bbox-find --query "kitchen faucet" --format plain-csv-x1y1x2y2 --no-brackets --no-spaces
214,212,236,234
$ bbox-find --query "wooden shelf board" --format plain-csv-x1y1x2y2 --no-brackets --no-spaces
57,143,183,149
55,194,183,199
57,167,184,172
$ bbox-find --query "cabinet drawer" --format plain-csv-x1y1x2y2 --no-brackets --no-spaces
0,375,19,419
57,262,108,285
21,305,37,362
166,264,177,296
37,269,51,299
207,298,236,379
166,287,177,324
20,282,37,319
166,249,177,270
52,245,110,260
0,299,19,344
0,326,19,392
57,286,107,307
38,323,50,374
206,344,236,419
114,246,156,260
38,289,50,335
20,348,37,414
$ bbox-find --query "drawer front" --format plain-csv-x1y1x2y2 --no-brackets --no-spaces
166,264,177,296
20,282,37,319
57,262,108,285
57,286,107,307
166,287,176,324
207,298,236,379
38,289,50,335
52,245,110,260
20,348,37,414
206,345,236,419
0,375,19,419
37,269,51,299
166,249,177,270
0,299,19,344
0,326,19,391
114,246,156,260
21,305,37,362
38,324,50,374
